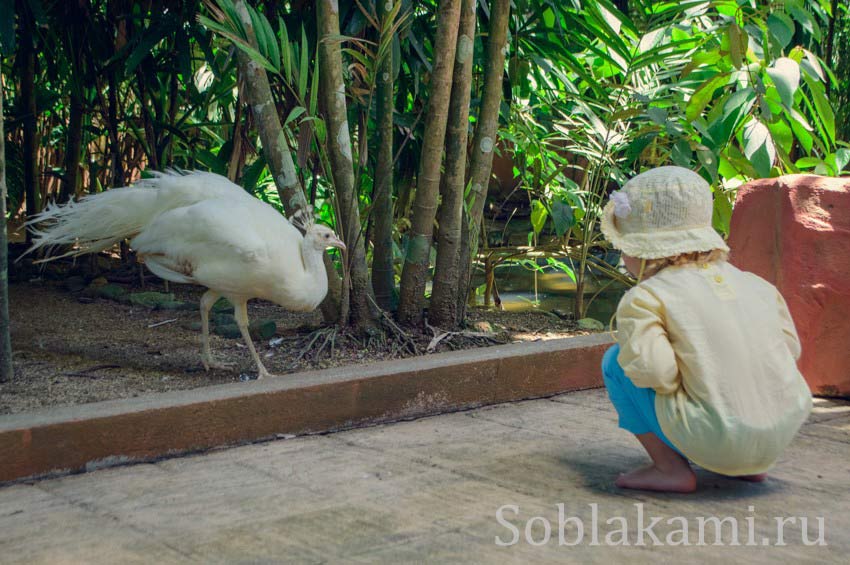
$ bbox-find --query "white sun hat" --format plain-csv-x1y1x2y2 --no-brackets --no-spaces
599,166,730,259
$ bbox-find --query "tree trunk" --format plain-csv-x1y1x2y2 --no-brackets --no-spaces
370,0,397,311
429,0,476,328
21,31,39,233
232,0,341,322
397,0,462,325
316,0,378,331
60,93,84,202
456,0,509,321
0,76,13,382
228,92,245,182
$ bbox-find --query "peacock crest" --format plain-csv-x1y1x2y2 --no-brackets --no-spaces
289,205,316,233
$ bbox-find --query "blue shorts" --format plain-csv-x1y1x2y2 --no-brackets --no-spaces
602,344,682,455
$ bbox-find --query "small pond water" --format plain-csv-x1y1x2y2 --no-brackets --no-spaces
470,262,629,325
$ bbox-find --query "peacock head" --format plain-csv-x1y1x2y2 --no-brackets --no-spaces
306,224,346,251
290,206,346,251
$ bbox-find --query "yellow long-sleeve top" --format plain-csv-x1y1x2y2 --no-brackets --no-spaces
616,261,812,476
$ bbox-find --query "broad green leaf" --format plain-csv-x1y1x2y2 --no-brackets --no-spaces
794,156,820,169
801,49,825,82
835,148,850,173
712,188,734,236
788,113,814,153
728,23,746,69
742,118,775,177
550,198,574,237
788,45,805,63
788,2,820,40
767,117,794,155
707,88,755,150
531,200,548,236
785,106,813,132
542,7,555,28
698,149,719,183
686,73,730,122
671,139,693,167
766,57,800,108
767,12,794,48
647,107,668,125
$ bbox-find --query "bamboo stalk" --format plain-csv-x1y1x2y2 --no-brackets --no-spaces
0,73,13,382
429,0,477,328
397,0,463,325
371,0,398,311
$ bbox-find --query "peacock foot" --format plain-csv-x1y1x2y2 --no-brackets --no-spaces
201,353,235,372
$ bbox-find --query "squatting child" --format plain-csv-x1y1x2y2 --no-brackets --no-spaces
599,166,812,493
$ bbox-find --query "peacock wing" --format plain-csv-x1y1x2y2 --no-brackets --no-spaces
132,198,302,297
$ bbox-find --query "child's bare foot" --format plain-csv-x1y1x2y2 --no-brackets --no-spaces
733,473,768,482
615,463,697,493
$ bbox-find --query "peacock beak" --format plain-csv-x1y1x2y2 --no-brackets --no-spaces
328,235,346,251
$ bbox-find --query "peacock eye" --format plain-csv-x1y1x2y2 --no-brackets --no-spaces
324,234,329,238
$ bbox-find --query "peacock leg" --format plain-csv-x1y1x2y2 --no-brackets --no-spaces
233,299,272,379
199,289,233,371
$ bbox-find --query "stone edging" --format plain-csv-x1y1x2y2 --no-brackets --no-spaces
0,333,614,484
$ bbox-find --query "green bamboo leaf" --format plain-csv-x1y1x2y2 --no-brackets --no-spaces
249,7,280,73
299,26,309,101
309,55,320,116
279,16,292,83
802,73,835,146
198,15,279,75
126,18,178,75
285,106,307,127
216,0,246,39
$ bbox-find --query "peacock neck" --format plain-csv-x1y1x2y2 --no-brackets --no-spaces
298,238,329,308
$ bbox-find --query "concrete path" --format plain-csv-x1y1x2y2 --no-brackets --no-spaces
1,389,848,564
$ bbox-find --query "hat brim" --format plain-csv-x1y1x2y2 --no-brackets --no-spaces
600,201,730,260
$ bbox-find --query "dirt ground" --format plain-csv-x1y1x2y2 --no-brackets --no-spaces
2,277,590,415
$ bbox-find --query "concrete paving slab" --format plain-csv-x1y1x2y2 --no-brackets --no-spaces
1,389,847,564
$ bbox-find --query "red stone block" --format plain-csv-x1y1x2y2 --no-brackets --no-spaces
727,175,850,397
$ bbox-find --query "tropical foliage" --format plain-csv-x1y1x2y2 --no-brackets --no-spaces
1,0,848,331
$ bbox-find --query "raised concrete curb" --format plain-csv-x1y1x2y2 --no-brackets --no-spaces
0,333,613,484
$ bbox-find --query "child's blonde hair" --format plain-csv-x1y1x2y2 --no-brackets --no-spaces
638,249,729,280
609,248,730,335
